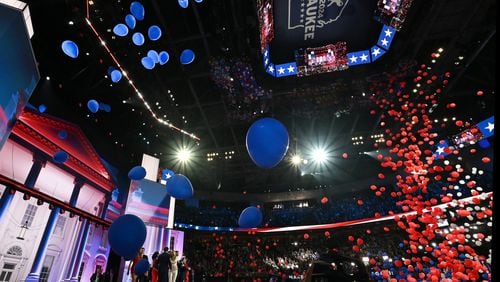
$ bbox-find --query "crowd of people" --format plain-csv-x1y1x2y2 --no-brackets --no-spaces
209,57,272,121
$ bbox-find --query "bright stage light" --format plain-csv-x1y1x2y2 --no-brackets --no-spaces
176,148,192,162
312,148,328,163
291,155,302,165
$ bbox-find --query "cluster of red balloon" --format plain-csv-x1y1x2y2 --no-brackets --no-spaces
360,58,493,280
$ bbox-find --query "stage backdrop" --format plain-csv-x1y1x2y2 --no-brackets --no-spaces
0,3,39,149
124,179,171,226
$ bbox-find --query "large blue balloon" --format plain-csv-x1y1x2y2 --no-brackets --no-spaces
135,259,150,275
159,51,170,65
108,214,147,259
113,24,129,37
178,0,189,8
165,174,194,200
87,99,99,113
246,118,289,169
125,14,136,29
148,25,162,41
128,166,147,180
58,130,68,139
132,32,145,46
53,151,69,164
111,70,122,82
141,57,155,70
61,40,79,58
147,50,159,63
180,49,195,65
238,206,263,228
38,104,47,113
130,1,145,21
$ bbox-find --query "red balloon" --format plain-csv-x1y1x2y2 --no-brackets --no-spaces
482,157,491,163
342,152,348,159
321,197,328,204
476,90,484,96
324,231,330,237
303,233,309,240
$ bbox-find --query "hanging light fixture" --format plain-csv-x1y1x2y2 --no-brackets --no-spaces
16,221,29,240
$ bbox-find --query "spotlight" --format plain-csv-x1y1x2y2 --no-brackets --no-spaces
312,148,328,163
176,148,192,162
291,155,301,165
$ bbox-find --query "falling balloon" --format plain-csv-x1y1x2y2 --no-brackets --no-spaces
178,0,189,8
179,49,195,65
125,14,136,29
132,32,145,46
165,174,194,200
111,70,122,82
246,117,289,169
128,166,147,180
108,214,147,259
141,56,155,70
53,151,69,164
147,50,159,64
148,25,162,41
38,104,47,113
159,51,170,65
58,131,68,139
130,1,145,21
238,206,262,228
113,23,129,37
87,100,99,113
61,40,79,58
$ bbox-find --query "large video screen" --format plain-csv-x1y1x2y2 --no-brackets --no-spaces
0,4,40,149
125,179,171,225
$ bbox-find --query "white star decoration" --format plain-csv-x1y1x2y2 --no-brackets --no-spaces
287,65,295,73
436,146,445,155
349,55,358,63
278,67,285,74
381,38,389,46
268,65,274,72
360,53,368,61
265,58,269,65
384,28,393,37
372,48,381,57
485,122,494,132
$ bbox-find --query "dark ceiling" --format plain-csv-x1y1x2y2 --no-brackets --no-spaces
25,0,495,194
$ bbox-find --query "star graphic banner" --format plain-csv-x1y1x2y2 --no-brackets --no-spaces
370,45,386,62
377,25,396,50
275,62,298,77
266,63,276,77
347,50,371,66
435,140,450,157
477,116,494,138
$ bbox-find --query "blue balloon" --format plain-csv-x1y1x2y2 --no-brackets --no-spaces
125,14,136,29
132,32,145,46
135,259,150,275
180,49,195,65
159,51,170,65
238,206,263,228
108,214,147,259
111,70,122,82
128,166,147,180
38,104,47,113
147,50,159,63
148,25,162,41
141,56,155,70
178,0,189,8
194,0,203,3
87,99,99,113
166,174,194,200
61,40,79,58
130,1,145,21
58,130,68,139
99,103,111,113
107,66,116,76
113,23,129,37
246,118,289,169
53,151,69,164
